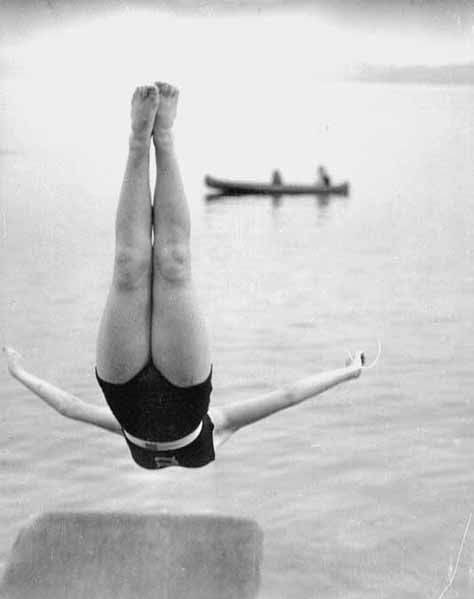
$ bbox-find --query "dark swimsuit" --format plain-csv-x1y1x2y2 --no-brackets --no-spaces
96,362,214,470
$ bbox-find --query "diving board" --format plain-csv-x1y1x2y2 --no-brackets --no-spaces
0,512,263,599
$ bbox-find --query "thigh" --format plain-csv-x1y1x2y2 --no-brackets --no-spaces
151,276,211,387
96,285,152,383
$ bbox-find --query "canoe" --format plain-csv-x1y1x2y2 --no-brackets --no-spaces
205,175,349,196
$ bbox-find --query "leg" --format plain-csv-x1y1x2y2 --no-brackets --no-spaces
96,86,159,383
151,82,210,386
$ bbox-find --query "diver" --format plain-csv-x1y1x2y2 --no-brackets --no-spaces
4,82,366,470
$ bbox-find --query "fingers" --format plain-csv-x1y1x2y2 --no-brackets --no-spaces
346,341,382,371
3,346,23,360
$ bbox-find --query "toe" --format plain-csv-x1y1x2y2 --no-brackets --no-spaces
145,85,157,98
157,81,173,96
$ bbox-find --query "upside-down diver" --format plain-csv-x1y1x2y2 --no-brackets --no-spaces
4,82,368,470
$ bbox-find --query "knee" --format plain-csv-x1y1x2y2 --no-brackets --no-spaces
154,242,191,283
113,246,151,291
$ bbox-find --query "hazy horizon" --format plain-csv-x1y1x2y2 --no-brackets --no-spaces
1,2,474,86
2,0,474,65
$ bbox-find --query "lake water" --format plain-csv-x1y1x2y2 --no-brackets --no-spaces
1,78,474,598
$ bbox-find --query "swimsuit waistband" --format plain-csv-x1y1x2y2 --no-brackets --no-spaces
122,421,203,451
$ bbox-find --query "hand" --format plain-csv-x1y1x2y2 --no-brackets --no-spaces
345,350,365,377
3,346,24,377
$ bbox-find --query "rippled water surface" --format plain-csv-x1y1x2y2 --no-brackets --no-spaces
1,81,474,598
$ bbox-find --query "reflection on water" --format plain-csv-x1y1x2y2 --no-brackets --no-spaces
1,82,474,598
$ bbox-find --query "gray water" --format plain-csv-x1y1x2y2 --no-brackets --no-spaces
1,80,474,598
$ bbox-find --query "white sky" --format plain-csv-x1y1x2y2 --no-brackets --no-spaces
1,8,473,157
3,8,474,86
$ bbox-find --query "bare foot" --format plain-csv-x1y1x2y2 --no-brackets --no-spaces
3,346,24,377
130,85,159,143
153,81,179,146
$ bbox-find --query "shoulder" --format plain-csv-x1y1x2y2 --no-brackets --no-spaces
208,407,236,449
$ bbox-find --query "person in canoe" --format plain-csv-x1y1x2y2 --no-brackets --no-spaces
4,82,368,471
317,165,331,188
271,170,283,186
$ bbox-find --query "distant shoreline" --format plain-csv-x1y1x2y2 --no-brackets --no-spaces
351,62,474,86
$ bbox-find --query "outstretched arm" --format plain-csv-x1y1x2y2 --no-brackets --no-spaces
211,353,364,445
3,347,121,434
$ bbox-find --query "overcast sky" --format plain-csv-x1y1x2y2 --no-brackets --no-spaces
1,0,472,163
1,0,473,88
2,0,474,46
